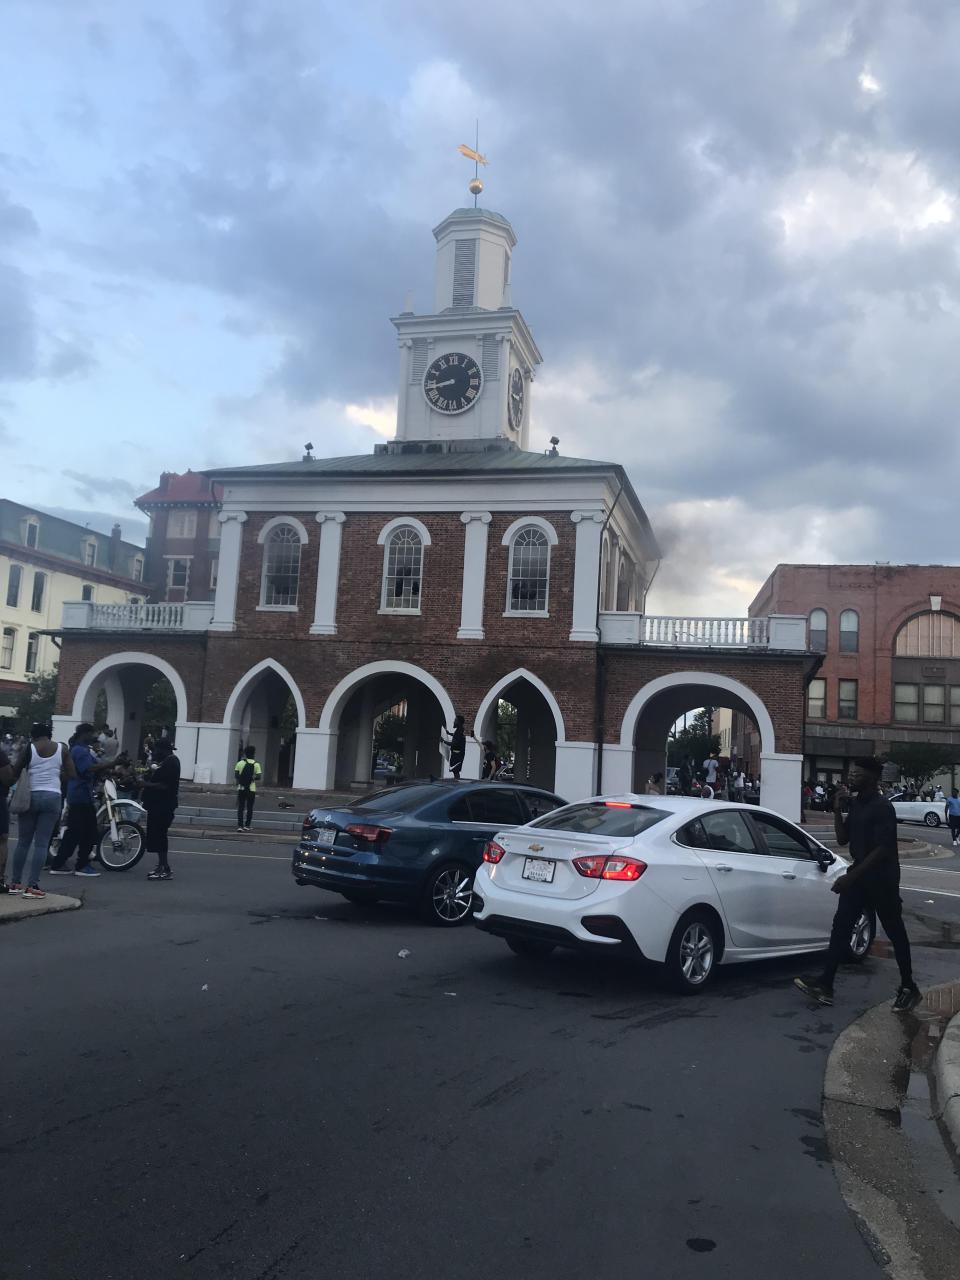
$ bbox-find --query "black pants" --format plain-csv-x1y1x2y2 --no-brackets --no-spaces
949,817,960,841
237,789,255,828
449,751,464,779
820,878,913,988
51,802,98,871
146,808,175,868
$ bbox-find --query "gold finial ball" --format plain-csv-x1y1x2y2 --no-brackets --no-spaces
468,177,484,196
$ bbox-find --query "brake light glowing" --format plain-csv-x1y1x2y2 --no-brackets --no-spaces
345,823,393,845
573,854,647,881
604,801,632,809
302,815,319,830
482,840,506,864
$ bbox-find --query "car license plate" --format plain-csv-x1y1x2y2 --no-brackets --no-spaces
522,857,556,884
315,826,339,845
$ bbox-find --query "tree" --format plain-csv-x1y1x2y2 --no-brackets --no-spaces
373,711,405,759
494,699,517,761
11,668,59,735
667,708,720,768
142,677,178,738
883,742,960,790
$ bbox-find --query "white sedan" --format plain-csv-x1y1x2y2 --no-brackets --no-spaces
473,795,874,993
888,792,943,828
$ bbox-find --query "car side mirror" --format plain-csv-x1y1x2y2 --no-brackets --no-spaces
815,851,834,872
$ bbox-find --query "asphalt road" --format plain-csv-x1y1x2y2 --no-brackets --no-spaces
4,839,960,1280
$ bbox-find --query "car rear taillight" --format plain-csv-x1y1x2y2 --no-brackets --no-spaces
345,823,393,847
482,840,506,863
573,854,647,881
302,814,319,833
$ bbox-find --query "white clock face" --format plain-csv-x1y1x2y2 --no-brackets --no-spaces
508,367,525,432
423,352,483,415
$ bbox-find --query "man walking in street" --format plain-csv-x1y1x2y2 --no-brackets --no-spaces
234,745,262,832
946,789,960,846
794,757,921,1012
48,722,110,878
141,739,180,880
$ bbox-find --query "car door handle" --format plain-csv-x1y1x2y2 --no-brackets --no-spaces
781,872,797,880
715,864,733,873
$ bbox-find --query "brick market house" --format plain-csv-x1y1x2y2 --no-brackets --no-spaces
51,202,817,819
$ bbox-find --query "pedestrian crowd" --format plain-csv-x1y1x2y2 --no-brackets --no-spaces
0,722,180,898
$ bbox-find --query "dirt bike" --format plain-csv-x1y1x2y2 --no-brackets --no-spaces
49,777,147,871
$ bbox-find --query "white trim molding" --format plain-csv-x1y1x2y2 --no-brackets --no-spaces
311,511,346,636
617,670,776,754
473,668,566,744
569,509,605,642
256,515,309,545
376,516,432,546
222,658,307,729
71,651,190,725
210,510,248,632
500,515,558,547
318,660,456,734
458,510,491,640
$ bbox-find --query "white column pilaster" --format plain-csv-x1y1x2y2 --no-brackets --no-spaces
210,511,247,632
457,510,491,640
569,510,605,642
310,512,346,636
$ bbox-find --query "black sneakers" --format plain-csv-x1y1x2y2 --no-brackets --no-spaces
794,975,834,1006
146,866,172,881
892,984,922,1013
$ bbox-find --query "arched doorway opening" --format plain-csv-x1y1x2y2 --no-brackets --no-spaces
616,671,799,817
223,661,305,787
475,671,563,791
69,652,188,762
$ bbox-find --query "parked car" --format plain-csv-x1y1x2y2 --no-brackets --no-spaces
473,795,873,992
292,780,566,925
888,791,943,827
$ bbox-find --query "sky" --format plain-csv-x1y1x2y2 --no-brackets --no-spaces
2,0,960,614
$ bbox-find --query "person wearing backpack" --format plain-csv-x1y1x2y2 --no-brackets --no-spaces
234,745,262,832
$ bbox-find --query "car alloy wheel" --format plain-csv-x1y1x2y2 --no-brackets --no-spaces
924,812,941,827
424,863,474,926
847,910,875,962
665,911,720,993
680,922,714,986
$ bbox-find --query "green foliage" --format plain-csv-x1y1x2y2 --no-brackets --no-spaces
10,667,59,735
667,708,720,768
494,699,517,761
884,742,960,790
374,711,405,757
142,677,178,738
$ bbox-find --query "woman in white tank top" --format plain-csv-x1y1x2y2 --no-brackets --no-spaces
8,722,74,898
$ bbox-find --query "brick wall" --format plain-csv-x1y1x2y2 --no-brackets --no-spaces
56,634,208,720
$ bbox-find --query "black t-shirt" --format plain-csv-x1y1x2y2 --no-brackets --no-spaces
0,746,9,801
845,792,899,884
449,729,466,756
143,754,181,812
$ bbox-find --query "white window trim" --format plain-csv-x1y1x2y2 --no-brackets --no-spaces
256,604,299,613
6,562,23,609
503,519,555,618
30,571,46,613
379,522,427,615
133,557,144,582
0,625,16,670
25,631,40,674
164,554,193,595
21,517,39,548
83,539,98,567
256,515,309,545
167,510,199,539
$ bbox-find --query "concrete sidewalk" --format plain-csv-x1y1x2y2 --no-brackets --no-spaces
0,890,81,924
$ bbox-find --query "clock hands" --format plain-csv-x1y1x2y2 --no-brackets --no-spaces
425,379,456,389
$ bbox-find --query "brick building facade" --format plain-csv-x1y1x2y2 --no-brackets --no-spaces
52,203,815,817
748,563,960,784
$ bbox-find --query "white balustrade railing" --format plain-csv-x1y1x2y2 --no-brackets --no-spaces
62,600,212,631
642,615,770,647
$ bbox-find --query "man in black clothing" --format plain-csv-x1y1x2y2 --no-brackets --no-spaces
795,757,921,1011
140,739,180,881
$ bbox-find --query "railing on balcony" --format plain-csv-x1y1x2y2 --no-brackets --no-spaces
61,600,213,632
598,612,807,651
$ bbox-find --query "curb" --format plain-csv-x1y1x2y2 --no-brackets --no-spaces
169,827,299,845
934,1010,960,1150
0,891,82,925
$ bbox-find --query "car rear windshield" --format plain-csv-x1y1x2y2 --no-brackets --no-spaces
529,802,669,837
348,785,445,814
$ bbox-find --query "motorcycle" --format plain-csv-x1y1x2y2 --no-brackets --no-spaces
49,776,147,871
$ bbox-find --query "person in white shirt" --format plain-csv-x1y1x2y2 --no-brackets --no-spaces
733,770,746,799
702,755,720,787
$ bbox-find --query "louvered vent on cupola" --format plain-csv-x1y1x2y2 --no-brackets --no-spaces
451,239,477,307
481,333,500,380
410,338,428,383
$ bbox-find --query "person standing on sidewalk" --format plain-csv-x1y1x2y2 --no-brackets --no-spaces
945,789,960,846
0,743,13,893
48,723,111,879
441,716,466,780
140,739,180,881
795,757,921,1012
234,745,262,832
7,723,74,899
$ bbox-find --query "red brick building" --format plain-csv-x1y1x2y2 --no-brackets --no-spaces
134,472,223,604
748,564,960,784
52,203,815,816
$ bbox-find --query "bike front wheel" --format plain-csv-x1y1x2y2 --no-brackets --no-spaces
97,821,146,871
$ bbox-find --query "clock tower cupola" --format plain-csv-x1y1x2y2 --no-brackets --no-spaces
391,207,542,449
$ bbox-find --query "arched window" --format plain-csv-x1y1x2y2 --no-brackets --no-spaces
808,609,827,651
895,611,960,657
260,524,301,607
382,526,424,611
507,525,550,613
616,552,636,612
600,535,612,612
839,609,859,653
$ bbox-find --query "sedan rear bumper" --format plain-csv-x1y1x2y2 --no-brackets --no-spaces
291,848,419,901
475,911,644,957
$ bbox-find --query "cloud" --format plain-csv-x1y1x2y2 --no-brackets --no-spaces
61,470,143,506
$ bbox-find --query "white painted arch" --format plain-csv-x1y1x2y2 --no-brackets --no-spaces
318,660,455,734
71,652,189,725
256,515,309,544
474,668,567,744
500,515,558,547
618,670,776,753
376,516,432,546
222,658,307,728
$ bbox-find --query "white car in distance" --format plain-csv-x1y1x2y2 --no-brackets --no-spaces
473,795,874,993
888,791,943,828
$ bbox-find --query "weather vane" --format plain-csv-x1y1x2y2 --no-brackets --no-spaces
457,121,488,207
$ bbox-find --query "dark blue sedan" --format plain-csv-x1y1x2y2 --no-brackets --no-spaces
292,781,566,926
